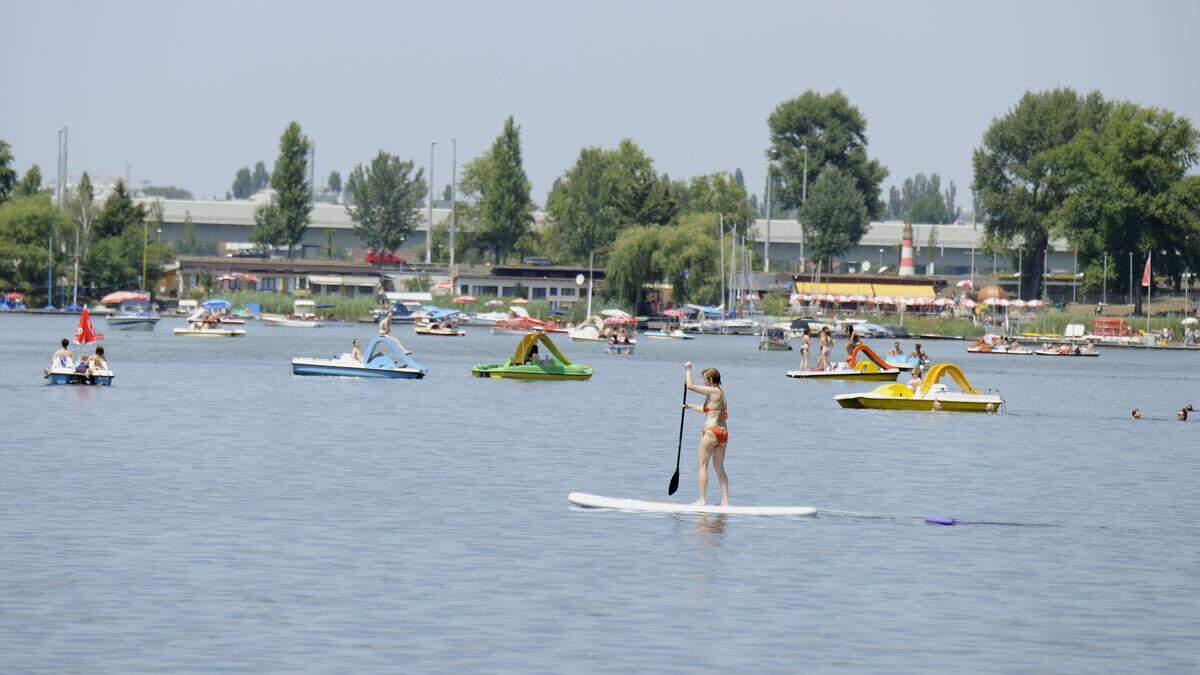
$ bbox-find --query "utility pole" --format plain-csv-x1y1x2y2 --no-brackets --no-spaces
449,138,457,282
426,141,436,264
1102,251,1108,305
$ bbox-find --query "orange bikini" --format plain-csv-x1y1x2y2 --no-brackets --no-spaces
701,393,729,445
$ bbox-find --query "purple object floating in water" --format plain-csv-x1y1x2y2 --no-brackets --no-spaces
925,516,963,526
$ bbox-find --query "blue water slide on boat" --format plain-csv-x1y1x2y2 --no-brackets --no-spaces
291,335,427,379
883,355,930,371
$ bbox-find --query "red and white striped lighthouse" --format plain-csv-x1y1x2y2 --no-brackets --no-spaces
899,222,916,276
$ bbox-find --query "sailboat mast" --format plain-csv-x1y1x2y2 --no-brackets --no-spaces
587,250,594,318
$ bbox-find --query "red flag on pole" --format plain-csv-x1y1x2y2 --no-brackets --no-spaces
74,306,103,344
1141,253,1151,287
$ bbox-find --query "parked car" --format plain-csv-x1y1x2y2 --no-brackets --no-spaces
522,256,552,266
227,249,269,259
366,249,406,265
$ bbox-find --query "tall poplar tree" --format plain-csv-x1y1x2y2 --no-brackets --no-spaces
269,122,312,259
475,116,535,264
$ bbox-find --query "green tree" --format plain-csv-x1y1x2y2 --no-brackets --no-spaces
269,122,313,259
345,150,427,263
252,161,270,191
17,164,43,196
474,116,535,264
0,139,17,205
1059,101,1200,313
143,185,193,199
181,211,197,254
67,172,97,266
94,180,146,240
907,191,950,224
605,225,662,307
545,146,623,261
677,172,755,235
800,167,870,269
250,202,285,252
327,170,342,195
232,167,253,199
972,88,1109,299
652,214,721,305
0,194,73,298
767,90,889,217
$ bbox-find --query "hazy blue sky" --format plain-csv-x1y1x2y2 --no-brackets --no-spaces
3,0,1198,210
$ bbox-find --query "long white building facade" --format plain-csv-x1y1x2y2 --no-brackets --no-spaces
138,197,1077,276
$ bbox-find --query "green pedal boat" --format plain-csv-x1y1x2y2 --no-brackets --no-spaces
472,332,595,381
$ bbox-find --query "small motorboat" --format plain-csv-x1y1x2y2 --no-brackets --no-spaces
758,328,792,351
415,322,466,337
292,335,426,379
173,324,245,338
643,328,694,340
787,344,900,381
263,299,325,328
472,332,594,380
105,299,159,331
834,363,1003,413
967,335,1033,355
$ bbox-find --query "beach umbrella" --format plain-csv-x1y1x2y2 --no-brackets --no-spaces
849,294,868,303
452,295,478,304
601,309,631,318
73,306,103,344
485,299,505,307
960,298,977,308
1182,317,1198,325
242,273,259,283
872,295,893,305
217,274,236,282
5,292,25,300
956,279,974,288
1026,299,1044,308
836,294,850,303
99,290,149,304
932,297,954,307
663,308,686,318
1008,298,1027,309
202,299,232,310
913,297,932,305
511,298,530,305
604,315,636,325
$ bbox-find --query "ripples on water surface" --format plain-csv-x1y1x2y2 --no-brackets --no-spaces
1,315,1197,672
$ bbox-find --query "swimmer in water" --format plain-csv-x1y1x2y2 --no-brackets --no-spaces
1131,408,1143,420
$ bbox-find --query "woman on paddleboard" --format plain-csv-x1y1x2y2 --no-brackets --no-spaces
681,362,729,506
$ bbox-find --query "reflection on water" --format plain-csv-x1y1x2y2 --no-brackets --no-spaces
1,315,1198,672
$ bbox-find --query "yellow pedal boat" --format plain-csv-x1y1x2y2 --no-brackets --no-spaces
786,344,901,381
834,363,1002,413
472,332,594,381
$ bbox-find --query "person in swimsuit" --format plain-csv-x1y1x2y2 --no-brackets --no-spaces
681,361,729,506
799,332,811,371
85,346,109,383
350,338,364,363
815,327,832,371
378,311,392,336
51,338,74,370
887,341,903,357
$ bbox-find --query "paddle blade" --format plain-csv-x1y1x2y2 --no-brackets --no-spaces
667,470,680,496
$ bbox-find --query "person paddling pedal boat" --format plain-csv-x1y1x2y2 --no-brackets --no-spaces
680,362,730,506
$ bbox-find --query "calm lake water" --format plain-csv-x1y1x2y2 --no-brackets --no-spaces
1,313,1198,673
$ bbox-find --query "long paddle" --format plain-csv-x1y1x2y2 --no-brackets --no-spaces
668,383,686,495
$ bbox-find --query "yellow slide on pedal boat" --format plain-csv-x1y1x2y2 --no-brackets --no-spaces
833,363,1002,413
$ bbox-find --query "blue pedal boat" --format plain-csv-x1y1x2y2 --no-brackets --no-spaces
291,335,426,379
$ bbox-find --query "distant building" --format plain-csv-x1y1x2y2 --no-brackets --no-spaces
454,265,603,308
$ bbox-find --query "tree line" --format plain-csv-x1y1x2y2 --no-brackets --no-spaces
0,139,174,301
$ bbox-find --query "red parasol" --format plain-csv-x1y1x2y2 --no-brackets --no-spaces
453,295,478,304
662,308,686,318
485,299,505,307
99,290,149,304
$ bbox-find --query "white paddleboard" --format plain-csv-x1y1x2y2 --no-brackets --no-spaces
568,492,816,517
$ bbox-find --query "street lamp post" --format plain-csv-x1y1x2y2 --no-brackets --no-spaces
1018,248,1023,299
426,141,436,264
799,145,808,273
450,138,457,284
764,166,771,272
878,248,883,269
